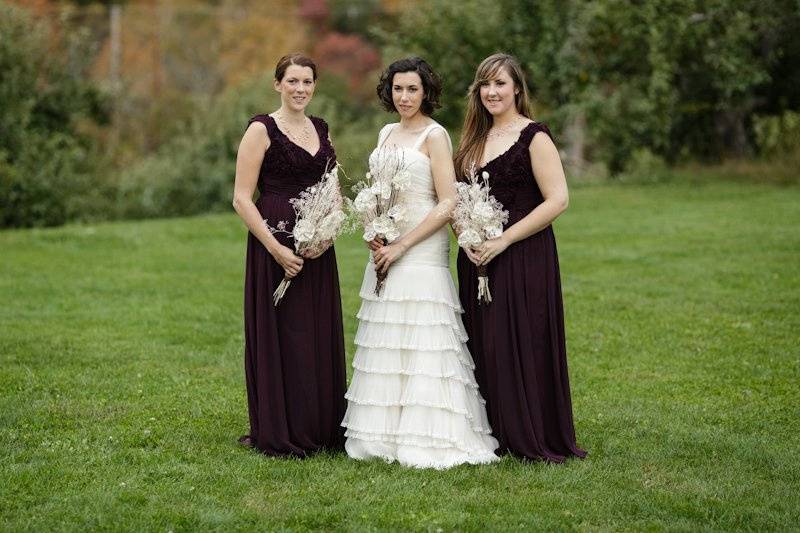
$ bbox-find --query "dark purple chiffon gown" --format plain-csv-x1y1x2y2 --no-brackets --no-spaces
241,114,346,456
456,122,586,463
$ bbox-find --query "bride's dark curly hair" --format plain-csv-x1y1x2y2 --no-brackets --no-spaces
376,57,442,116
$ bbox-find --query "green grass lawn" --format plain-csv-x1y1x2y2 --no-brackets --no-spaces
1,182,799,531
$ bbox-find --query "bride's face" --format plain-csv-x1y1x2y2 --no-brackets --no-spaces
479,67,518,117
392,71,424,118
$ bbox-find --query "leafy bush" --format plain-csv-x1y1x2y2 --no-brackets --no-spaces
0,2,107,227
618,148,671,184
753,111,800,161
380,0,800,174
113,73,386,219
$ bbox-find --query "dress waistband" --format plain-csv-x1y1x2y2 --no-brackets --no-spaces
260,181,304,196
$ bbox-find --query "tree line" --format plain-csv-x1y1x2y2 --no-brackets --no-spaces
1,0,798,227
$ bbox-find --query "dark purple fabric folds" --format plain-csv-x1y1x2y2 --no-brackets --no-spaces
457,122,586,463
242,114,346,456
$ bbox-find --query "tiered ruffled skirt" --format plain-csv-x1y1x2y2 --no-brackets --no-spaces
341,261,499,469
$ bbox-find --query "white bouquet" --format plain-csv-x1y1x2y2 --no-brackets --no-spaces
347,147,411,295
453,164,509,304
267,163,347,305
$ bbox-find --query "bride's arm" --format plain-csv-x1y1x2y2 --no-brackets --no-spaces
373,128,455,273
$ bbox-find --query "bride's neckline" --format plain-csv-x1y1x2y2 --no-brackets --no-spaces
376,122,439,160
379,144,432,162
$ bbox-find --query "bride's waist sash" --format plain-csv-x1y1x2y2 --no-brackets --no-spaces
398,189,437,204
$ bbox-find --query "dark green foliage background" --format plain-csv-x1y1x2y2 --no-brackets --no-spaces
2,0,800,227
0,3,108,227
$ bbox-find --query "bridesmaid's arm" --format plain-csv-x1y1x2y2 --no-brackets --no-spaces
373,128,456,273
476,132,568,266
232,121,304,278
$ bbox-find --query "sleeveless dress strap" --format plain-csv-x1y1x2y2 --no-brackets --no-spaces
519,121,553,147
377,123,397,149
412,123,451,153
247,114,278,139
310,116,329,140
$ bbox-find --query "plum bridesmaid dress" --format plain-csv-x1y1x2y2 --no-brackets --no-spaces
240,114,346,456
457,122,586,463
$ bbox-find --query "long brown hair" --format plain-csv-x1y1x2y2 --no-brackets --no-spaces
454,53,532,177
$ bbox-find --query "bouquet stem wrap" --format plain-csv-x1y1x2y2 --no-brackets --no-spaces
477,264,492,304
273,276,292,305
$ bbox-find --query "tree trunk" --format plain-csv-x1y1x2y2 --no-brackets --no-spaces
564,109,586,172
715,108,751,158
109,3,122,148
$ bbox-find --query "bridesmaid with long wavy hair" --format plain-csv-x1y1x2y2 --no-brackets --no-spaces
454,53,586,463
232,53,346,456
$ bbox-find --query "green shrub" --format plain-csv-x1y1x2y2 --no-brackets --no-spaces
113,74,387,219
753,111,800,161
381,0,800,172
618,148,671,184
0,2,107,228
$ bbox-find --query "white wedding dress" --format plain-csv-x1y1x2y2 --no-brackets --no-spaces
341,122,499,469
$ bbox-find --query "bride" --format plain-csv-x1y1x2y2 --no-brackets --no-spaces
341,57,499,468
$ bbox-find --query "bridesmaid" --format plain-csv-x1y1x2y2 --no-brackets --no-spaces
454,53,586,463
232,53,346,456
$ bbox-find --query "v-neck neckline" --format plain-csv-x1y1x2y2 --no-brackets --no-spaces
269,114,323,158
478,121,534,171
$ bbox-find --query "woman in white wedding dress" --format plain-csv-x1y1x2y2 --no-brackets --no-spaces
341,57,499,469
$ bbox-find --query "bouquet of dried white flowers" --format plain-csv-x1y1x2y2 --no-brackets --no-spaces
348,147,412,295
453,164,509,304
267,163,347,305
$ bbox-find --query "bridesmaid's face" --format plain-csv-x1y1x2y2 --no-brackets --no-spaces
392,71,424,118
479,67,519,116
274,65,316,112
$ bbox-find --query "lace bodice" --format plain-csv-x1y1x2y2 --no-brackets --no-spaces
247,114,337,197
475,122,552,225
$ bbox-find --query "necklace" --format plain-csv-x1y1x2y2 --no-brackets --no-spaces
487,117,524,140
274,111,313,146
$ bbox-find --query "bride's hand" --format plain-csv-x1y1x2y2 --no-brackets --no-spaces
477,235,510,266
373,240,408,274
365,237,383,251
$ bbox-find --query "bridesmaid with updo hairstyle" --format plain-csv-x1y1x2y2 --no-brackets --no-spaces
232,53,346,456
454,53,586,463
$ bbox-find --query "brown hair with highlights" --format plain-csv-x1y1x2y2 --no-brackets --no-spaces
454,53,532,177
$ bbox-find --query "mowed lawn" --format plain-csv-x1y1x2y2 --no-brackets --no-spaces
1,182,798,531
